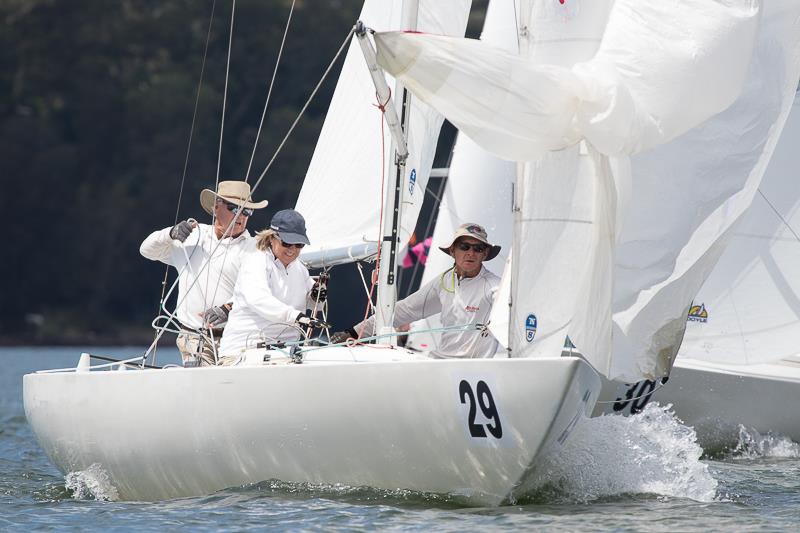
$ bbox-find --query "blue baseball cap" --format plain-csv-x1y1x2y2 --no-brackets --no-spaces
270,209,310,245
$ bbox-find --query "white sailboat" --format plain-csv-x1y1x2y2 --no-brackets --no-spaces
598,93,800,451
24,0,794,504
23,0,600,505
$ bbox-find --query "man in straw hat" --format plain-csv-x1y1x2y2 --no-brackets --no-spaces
330,223,502,358
140,180,267,365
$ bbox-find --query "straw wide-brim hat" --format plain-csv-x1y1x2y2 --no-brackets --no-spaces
200,180,268,215
439,223,501,261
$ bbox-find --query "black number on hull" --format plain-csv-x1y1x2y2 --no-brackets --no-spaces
459,380,503,439
612,377,668,414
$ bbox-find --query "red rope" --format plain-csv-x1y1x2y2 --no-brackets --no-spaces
354,88,393,342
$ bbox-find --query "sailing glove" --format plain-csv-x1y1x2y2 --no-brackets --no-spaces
296,313,330,330
202,304,230,327
310,279,327,303
330,328,358,344
170,220,195,242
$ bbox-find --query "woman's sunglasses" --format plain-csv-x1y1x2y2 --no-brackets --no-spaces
456,242,488,253
279,239,305,249
220,200,254,217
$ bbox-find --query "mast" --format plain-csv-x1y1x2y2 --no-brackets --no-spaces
373,0,418,341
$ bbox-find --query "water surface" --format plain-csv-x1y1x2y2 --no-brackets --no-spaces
3,347,800,531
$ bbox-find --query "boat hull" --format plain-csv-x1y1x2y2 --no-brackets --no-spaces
595,357,800,452
24,353,599,504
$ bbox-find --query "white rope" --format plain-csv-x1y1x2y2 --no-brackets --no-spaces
245,0,296,182
356,261,375,313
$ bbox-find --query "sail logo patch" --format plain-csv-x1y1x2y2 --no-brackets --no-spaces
525,314,538,342
687,302,708,323
408,168,417,195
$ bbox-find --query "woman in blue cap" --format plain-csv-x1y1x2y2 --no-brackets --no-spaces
219,209,326,358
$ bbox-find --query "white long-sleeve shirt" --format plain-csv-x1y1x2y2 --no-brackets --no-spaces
220,249,315,355
357,266,501,358
139,224,255,330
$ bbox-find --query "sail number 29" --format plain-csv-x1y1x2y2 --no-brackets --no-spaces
459,380,503,439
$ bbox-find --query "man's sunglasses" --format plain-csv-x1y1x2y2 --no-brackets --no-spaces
279,239,305,249
220,200,253,217
456,241,488,253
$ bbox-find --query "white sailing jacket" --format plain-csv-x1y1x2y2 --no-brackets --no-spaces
139,224,255,330
220,249,314,355
358,265,501,358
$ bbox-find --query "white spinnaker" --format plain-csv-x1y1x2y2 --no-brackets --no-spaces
679,95,800,366
405,0,516,354
296,0,471,267
608,2,800,380
376,0,800,381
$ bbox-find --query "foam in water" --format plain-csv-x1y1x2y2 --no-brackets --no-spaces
731,426,800,459
64,463,119,501
526,403,717,503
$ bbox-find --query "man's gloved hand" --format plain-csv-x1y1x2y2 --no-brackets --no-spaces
310,278,327,303
296,313,331,330
329,328,358,344
202,304,230,328
169,219,196,242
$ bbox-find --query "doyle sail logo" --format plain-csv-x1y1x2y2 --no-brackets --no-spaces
687,302,708,323
408,168,417,195
525,314,538,343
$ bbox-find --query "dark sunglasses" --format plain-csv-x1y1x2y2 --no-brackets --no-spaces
279,239,305,249
456,241,488,253
220,200,253,217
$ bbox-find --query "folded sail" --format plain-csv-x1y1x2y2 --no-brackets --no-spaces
678,95,800,366
376,0,800,381
296,0,471,267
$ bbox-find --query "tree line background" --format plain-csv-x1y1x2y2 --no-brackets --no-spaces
1,0,488,345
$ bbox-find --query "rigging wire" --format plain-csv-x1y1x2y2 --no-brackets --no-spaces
145,26,357,364
245,0,297,183
153,0,218,361
758,188,800,243
202,0,237,337
215,0,236,188
247,27,355,198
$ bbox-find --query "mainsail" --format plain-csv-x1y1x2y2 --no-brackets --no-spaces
296,0,471,267
374,0,800,381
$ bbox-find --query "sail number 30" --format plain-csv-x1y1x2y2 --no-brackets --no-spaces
459,380,503,439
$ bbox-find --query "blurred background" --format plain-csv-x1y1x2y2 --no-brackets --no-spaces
1,0,488,345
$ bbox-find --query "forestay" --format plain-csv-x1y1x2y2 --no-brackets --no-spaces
678,94,800,366
375,0,800,381
296,0,471,268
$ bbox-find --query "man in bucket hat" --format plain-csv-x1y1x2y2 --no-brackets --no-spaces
330,223,502,358
140,180,267,365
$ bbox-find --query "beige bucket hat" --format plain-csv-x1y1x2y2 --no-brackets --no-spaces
439,222,501,261
200,181,268,216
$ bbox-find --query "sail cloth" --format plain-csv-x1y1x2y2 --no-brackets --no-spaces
376,0,800,381
405,0,517,354
374,0,759,161
678,96,800,366
296,0,471,268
